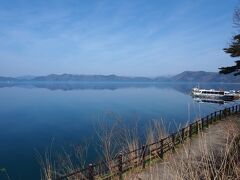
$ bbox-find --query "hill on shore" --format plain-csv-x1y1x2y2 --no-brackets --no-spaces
0,71,239,83
170,71,240,83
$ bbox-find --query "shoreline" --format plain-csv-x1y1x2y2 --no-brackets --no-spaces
50,106,240,180
129,114,240,179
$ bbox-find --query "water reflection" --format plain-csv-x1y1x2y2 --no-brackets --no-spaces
0,82,239,179
0,82,239,94
193,97,226,104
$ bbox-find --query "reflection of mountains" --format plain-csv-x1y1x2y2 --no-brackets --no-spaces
0,82,180,91
0,82,239,94
40,83,169,91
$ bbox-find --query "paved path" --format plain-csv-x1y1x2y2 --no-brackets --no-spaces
126,115,240,180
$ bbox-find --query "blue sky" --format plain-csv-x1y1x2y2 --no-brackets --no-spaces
0,0,238,77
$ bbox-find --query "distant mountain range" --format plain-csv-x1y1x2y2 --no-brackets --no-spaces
170,71,240,83
0,71,240,83
33,74,153,82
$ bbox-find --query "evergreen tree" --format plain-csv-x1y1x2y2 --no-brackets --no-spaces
219,8,240,76
219,34,240,76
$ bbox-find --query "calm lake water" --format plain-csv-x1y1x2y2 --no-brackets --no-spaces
0,82,239,179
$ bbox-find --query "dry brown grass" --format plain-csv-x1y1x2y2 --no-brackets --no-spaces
130,116,240,180
39,115,240,180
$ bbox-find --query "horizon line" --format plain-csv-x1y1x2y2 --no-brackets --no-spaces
1,70,220,78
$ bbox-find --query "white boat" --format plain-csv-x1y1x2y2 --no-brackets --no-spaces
192,87,235,101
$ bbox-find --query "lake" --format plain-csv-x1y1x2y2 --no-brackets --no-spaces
0,82,239,180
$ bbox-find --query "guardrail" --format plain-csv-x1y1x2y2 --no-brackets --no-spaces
57,104,240,180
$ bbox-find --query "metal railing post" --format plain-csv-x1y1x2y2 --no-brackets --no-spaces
181,128,185,143
206,116,209,128
196,121,199,134
201,118,204,130
117,153,123,180
189,124,192,138
223,108,227,117
141,145,146,169
172,134,175,152
160,139,164,159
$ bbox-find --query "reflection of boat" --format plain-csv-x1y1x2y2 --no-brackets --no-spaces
192,87,236,101
193,97,226,104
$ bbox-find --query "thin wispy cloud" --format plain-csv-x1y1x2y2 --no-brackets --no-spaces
0,0,238,76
